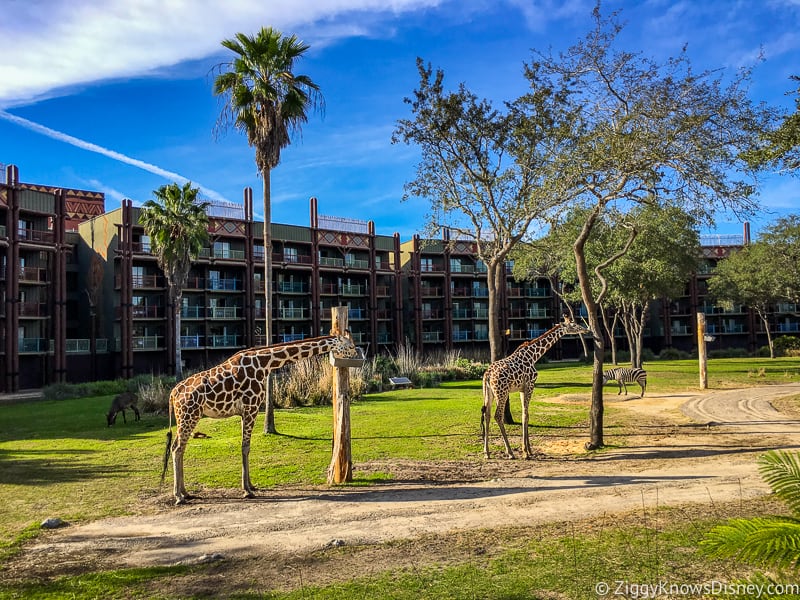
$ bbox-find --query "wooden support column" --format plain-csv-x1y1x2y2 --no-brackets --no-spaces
328,306,352,484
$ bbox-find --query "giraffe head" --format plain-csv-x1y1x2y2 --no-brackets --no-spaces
560,315,591,337
330,329,359,359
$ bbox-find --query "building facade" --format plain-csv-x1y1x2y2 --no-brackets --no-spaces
1,164,798,391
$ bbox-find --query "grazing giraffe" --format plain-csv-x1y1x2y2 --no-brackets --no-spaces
482,317,590,459
161,332,357,505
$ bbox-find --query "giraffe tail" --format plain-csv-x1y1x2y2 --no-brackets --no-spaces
159,395,174,486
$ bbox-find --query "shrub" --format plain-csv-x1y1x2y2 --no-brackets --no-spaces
709,347,749,359
136,375,175,414
774,336,800,357
658,347,690,360
274,356,366,407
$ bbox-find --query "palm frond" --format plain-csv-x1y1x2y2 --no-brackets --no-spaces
759,450,800,516
702,516,800,569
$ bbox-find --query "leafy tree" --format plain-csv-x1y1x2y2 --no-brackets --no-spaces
707,242,786,358
139,182,209,379
759,215,800,302
702,450,800,580
512,7,773,449
392,59,566,366
213,26,323,433
744,75,800,174
603,206,700,368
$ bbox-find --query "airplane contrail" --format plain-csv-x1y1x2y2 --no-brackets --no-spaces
0,110,232,204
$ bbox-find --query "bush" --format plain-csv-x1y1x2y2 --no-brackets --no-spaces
136,375,175,414
708,347,749,359
42,379,130,401
658,347,690,360
774,335,800,357
274,356,366,407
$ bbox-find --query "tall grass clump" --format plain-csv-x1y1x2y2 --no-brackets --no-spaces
135,374,176,414
274,356,366,407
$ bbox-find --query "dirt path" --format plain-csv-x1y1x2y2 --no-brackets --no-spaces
17,384,800,573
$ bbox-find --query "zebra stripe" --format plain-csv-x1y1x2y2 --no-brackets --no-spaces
602,367,647,397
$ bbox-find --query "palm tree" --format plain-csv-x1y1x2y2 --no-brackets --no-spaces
702,450,800,581
139,182,209,380
213,26,323,433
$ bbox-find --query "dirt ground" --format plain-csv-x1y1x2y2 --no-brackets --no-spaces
6,383,800,592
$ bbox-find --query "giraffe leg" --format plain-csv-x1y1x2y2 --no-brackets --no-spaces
521,389,533,460
482,378,492,459
494,394,515,459
240,409,259,498
173,415,200,505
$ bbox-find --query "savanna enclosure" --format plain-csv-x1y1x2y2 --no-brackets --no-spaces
2,357,800,599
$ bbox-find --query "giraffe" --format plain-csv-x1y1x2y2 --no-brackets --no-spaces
482,316,589,460
161,331,358,505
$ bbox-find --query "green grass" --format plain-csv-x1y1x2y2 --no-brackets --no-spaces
2,357,800,598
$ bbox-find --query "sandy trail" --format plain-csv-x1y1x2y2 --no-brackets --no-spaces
20,384,800,570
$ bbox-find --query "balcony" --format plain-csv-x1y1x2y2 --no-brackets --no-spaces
133,335,163,350
778,322,800,332
180,335,204,348
420,287,443,298
207,278,241,291
19,267,49,283
421,309,442,319
181,306,205,319
66,339,109,353
319,256,345,268
527,308,549,319
341,284,366,296
278,307,308,319
276,281,308,293
208,334,240,348
132,305,163,319
422,331,443,343
132,274,163,288
450,263,475,274
279,333,306,343
345,258,370,269
473,288,489,297
272,252,313,265
18,228,54,243
348,308,367,320
19,338,52,353
19,302,47,317
452,308,471,319
375,285,391,296
452,330,472,341
207,306,241,319
452,287,471,297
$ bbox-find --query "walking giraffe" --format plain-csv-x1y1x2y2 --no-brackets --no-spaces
482,317,590,459
161,332,357,504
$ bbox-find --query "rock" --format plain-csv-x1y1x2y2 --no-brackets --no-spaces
40,518,67,529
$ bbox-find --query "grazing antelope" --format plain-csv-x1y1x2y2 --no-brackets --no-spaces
106,391,140,426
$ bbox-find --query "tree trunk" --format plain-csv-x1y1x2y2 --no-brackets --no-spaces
574,214,604,450
262,169,277,434
174,299,182,380
758,310,775,359
487,260,514,424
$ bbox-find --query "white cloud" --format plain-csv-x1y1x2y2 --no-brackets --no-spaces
0,0,443,108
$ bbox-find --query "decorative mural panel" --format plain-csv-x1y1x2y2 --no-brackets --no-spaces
209,218,245,236
317,230,368,248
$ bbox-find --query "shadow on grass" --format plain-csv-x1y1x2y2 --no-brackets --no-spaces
0,449,127,485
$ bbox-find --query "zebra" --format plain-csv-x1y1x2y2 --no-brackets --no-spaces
602,367,647,398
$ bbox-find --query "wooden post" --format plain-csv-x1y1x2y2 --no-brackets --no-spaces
328,306,352,483
697,312,708,390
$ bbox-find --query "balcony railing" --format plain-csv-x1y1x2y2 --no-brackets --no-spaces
208,334,240,347
319,256,345,268
345,258,370,269
19,267,49,283
207,306,241,319
180,335,204,348
207,278,241,291
181,306,205,319
276,281,308,293
18,228,54,243
132,305,162,318
341,284,366,295
278,307,308,319
66,339,109,353
19,302,47,317
19,338,52,353
420,287,443,297
452,309,471,319
132,274,163,288
133,336,162,349
272,252,313,265
279,333,306,343
422,331,443,342
452,330,472,341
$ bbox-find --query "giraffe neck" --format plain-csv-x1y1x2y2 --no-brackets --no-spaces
518,324,569,363
245,336,337,369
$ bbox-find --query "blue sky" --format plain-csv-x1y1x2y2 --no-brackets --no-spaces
1,0,798,241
